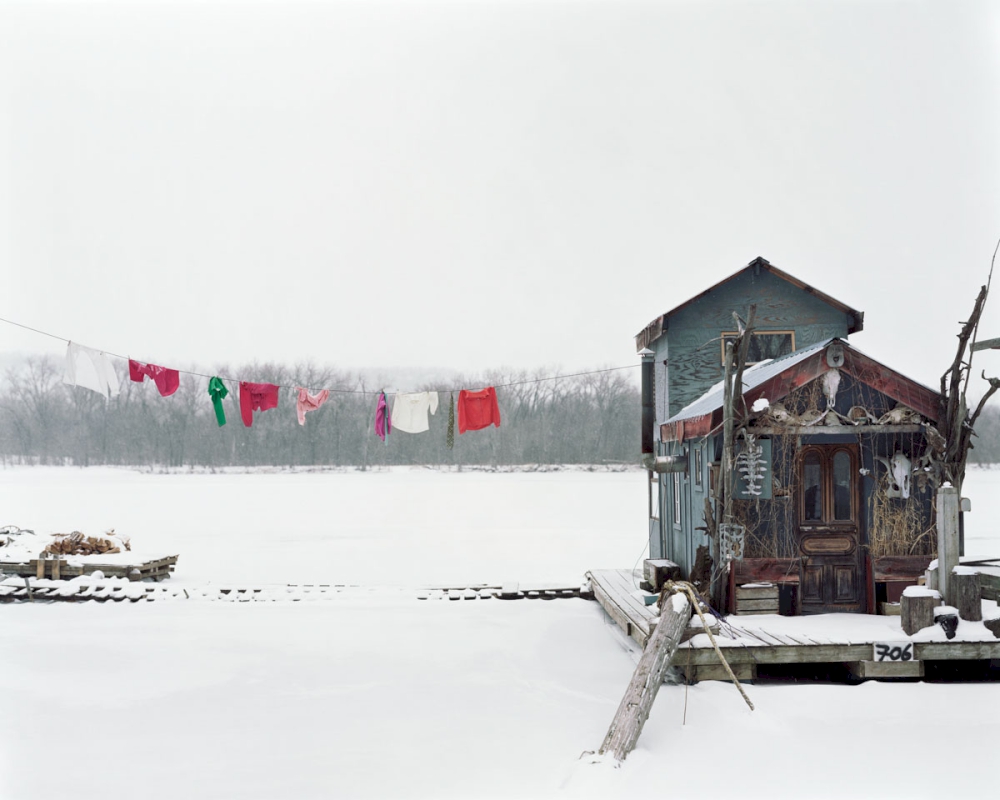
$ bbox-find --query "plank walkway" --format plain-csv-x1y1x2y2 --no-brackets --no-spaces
588,568,1000,681
0,578,593,604
0,555,178,582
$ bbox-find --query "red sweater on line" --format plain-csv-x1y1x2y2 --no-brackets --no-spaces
457,387,501,433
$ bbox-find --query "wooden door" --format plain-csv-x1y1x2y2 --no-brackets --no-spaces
797,445,865,614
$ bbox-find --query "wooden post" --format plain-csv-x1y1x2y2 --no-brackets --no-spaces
599,591,693,762
900,587,940,635
936,485,960,603
948,567,982,621
716,306,756,612
717,340,735,611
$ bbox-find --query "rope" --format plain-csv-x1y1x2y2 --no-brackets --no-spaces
0,314,639,396
661,579,755,711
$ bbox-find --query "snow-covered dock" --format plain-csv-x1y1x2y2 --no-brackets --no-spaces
589,568,1000,681
0,554,178,582
0,576,594,604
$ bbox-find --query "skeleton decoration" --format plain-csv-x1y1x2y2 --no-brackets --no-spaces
821,369,842,409
847,405,876,425
877,403,920,425
875,452,913,499
735,432,768,496
719,522,746,561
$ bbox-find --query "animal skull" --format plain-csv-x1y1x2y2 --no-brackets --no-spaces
876,452,913,499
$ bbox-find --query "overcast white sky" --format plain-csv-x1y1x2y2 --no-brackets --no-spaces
2,1,999,390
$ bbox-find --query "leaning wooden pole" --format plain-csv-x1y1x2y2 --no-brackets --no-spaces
598,590,693,762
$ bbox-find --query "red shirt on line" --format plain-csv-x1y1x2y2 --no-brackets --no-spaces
457,387,501,433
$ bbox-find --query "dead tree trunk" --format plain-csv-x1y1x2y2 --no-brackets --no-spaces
598,591,693,762
715,305,756,610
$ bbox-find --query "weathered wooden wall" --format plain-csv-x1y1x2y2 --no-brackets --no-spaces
655,437,711,577
663,270,852,419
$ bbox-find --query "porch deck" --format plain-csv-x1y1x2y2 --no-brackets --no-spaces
587,568,1000,681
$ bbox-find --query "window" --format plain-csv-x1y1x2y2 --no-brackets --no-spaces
799,446,856,524
649,475,659,520
673,472,681,525
694,447,703,488
721,331,795,365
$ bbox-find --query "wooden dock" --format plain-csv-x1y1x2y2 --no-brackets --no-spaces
0,578,594,604
588,568,1000,682
415,581,594,602
0,555,178,582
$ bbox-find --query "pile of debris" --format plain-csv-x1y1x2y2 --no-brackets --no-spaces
45,530,131,556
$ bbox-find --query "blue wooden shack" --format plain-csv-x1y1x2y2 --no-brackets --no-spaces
637,257,943,615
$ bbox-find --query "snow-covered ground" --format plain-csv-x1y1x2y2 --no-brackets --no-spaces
1,465,999,800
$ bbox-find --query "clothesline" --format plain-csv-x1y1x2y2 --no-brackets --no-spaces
0,314,639,395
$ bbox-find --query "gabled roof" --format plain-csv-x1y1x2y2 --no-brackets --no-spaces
660,338,942,443
635,256,865,351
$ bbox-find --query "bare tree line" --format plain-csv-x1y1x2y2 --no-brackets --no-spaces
0,357,640,468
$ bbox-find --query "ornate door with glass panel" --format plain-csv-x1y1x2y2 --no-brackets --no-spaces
797,445,864,613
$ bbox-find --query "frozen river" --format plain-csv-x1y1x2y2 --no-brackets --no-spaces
1,465,998,800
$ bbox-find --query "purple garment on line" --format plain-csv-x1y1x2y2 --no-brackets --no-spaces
374,391,392,442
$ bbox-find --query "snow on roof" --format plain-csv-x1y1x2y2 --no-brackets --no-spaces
664,335,942,431
665,338,834,425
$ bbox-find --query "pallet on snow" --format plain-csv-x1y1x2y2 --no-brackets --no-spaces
0,554,179,582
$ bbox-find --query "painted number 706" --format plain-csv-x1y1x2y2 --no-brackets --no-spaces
873,642,916,662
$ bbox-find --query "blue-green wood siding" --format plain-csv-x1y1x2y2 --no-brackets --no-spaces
664,270,852,418
652,438,714,578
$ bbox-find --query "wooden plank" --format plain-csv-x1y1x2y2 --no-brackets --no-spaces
916,642,1000,660
687,643,874,666
873,555,935,582
971,336,1000,352
601,570,658,631
735,598,780,612
595,571,653,624
680,617,721,643
687,639,1000,667
590,574,648,648
735,585,779,600
749,424,923,435
686,662,756,683
733,627,776,647
758,628,803,646
848,660,924,679
592,578,639,644
734,558,801,584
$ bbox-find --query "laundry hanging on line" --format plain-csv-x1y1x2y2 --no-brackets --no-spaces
296,388,329,425
391,391,439,434
208,377,229,426
129,359,180,397
63,342,121,399
446,393,455,449
239,382,280,427
374,391,392,442
458,387,501,433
